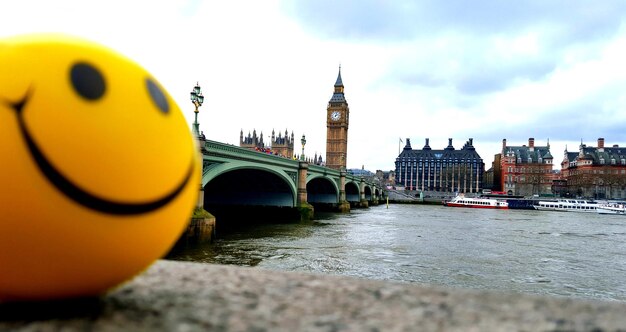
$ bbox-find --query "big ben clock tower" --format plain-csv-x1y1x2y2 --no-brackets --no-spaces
326,66,349,170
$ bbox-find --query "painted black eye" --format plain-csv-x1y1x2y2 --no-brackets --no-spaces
146,78,169,114
70,62,106,100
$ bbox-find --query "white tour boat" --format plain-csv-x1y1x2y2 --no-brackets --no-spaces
443,196,508,209
533,199,598,213
596,202,626,215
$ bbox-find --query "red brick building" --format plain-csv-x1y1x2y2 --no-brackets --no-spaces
497,138,555,196
561,138,626,199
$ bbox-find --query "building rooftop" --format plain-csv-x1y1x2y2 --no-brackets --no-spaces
504,146,553,163
329,66,346,103
564,139,626,166
397,138,483,161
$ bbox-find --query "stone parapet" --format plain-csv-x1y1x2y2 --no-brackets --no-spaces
1,260,625,331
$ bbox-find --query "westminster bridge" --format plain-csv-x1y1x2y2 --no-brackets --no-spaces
196,138,383,222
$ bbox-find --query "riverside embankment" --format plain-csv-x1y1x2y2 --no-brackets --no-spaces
1,260,625,331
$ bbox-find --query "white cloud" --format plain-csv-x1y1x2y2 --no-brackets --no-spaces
2,1,626,172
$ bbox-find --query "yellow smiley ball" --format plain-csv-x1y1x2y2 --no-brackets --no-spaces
0,35,199,300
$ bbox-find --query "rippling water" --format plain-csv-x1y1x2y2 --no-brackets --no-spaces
167,204,626,301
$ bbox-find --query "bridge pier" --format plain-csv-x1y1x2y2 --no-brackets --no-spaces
170,208,216,251
336,169,350,212
173,145,215,247
298,162,315,220
358,178,369,208
197,184,205,209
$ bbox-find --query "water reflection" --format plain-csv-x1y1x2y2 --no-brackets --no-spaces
167,204,626,301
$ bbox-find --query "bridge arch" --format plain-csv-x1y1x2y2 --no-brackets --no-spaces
345,181,360,203
306,175,339,204
203,164,297,207
364,186,372,201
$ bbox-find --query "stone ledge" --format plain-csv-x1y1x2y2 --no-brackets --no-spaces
1,260,625,331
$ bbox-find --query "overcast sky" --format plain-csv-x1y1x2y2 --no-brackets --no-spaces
3,0,626,171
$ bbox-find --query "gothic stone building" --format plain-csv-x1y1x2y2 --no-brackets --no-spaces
395,138,484,193
270,129,295,158
240,129,265,150
240,129,295,158
498,138,555,196
561,138,626,199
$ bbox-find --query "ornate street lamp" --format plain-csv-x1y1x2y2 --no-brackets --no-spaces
300,134,306,161
190,82,204,137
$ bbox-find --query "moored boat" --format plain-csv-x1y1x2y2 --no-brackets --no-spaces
533,199,598,213
443,196,508,209
596,203,626,215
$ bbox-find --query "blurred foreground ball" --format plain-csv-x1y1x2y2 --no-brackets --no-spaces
0,35,199,300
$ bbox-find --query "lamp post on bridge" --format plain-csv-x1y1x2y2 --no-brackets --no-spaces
296,133,314,220
190,82,206,211
300,134,306,161
190,82,204,138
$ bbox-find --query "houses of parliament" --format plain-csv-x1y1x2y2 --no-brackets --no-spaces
240,67,350,170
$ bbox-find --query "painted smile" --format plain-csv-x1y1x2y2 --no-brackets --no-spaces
6,93,194,215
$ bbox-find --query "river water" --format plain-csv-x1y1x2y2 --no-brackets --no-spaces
167,204,626,301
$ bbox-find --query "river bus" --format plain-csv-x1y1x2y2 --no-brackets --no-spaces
533,199,598,213
443,196,508,209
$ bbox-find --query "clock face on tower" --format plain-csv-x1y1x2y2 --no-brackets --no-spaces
331,111,341,121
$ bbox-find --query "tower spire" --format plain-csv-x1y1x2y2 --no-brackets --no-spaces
335,65,343,87
330,65,346,103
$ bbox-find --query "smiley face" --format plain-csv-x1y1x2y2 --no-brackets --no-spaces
0,35,199,300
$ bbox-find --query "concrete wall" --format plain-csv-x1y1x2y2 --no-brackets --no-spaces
2,260,624,331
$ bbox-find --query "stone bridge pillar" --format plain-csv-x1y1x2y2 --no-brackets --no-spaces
359,177,369,208
297,162,314,220
197,184,205,209
338,169,350,213
196,139,206,209
178,146,215,247
369,186,379,206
